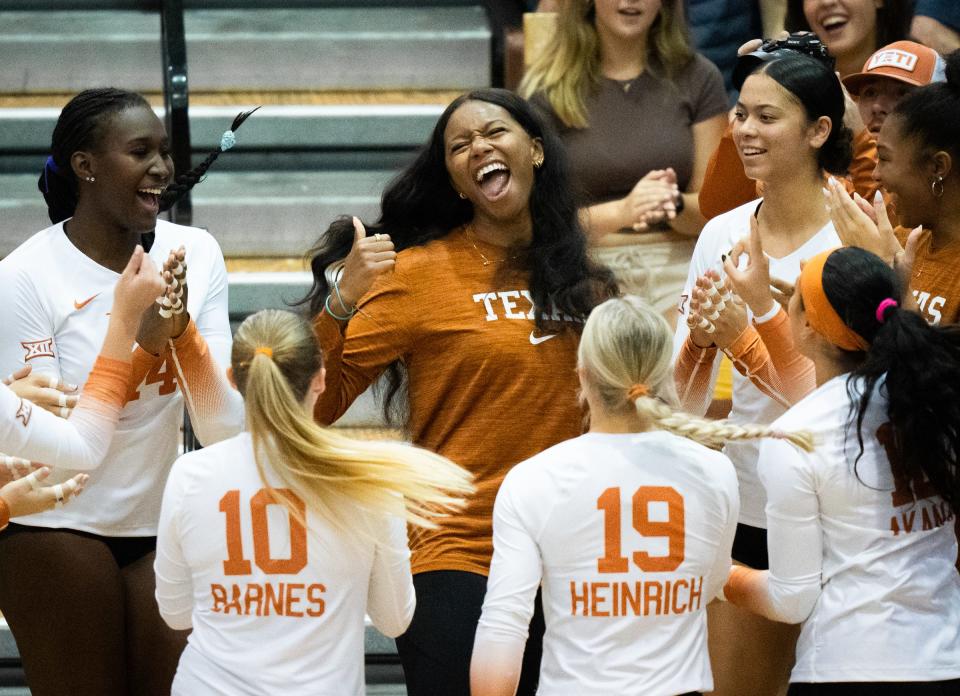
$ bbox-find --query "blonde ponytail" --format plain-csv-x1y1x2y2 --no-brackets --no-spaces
579,296,813,452
233,310,473,531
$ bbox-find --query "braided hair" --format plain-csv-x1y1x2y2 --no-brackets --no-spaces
38,88,258,224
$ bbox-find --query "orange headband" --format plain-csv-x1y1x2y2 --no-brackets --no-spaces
254,346,273,358
798,249,869,352
627,384,649,401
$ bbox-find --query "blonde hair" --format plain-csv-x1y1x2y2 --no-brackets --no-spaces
231,310,474,531
520,0,694,129
578,297,814,452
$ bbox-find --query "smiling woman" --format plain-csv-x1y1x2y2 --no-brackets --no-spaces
0,87,245,696
304,88,617,696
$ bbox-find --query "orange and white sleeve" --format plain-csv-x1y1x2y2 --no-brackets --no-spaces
167,320,244,447
1,356,130,470
723,310,815,408
674,337,719,413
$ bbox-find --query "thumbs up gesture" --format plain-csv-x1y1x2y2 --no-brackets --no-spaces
334,217,398,313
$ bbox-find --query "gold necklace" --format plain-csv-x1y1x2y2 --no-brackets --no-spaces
464,226,522,267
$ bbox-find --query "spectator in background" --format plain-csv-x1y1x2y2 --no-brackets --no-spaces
912,0,960,55
521,0,727,319
785,0,914,78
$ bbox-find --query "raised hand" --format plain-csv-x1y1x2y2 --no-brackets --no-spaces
1,467,88,518
111,245,166,326
824,177,901,264
136,246,187,355
335,217,397,312
723,215,776,317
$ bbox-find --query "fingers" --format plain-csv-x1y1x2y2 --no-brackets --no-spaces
23,466,49,491
353,216,367,243
121,244,144,278
3,364,31,385
736,38,763,56
853,192,877,222
748,214,764,257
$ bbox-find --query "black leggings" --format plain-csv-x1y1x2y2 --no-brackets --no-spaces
395,570,545,696
788,680,960,695
0,524,189,696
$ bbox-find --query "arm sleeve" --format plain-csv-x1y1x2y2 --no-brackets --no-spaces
366,513,416,638
753,309,816,405
698,122,759,221
725,438,823,623
154,461,194,630
175,239,239,447
724,326,794,408
168,320,244,446
672,246,722,415
313,274,415,425
471,477,543,696
0,357,130,470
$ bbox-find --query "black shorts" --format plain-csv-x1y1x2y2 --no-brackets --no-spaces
731,522,768,569
3,523,156,569
788,680,960,695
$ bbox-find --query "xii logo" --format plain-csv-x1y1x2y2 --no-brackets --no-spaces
21,338,55,362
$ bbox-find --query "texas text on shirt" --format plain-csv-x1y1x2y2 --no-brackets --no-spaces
0,219,230,535
475,431,739,696
672,199,840,527
757,375,960,682
155,433,414,696
904,228,960,326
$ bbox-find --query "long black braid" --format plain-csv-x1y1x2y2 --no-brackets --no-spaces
38,88,257,224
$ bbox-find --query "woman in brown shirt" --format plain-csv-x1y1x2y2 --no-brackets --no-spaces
304,88,617,696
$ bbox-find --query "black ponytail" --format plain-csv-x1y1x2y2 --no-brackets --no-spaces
158,106,259,212
822,247,960,515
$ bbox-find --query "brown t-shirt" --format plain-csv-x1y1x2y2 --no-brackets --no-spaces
314,228,585,576
905,228,960,326
533,54,728,205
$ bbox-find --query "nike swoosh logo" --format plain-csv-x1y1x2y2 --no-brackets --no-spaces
529,331,557,345
74,293,100,311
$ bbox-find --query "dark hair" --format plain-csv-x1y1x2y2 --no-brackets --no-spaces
38,87,255,224
785,0,912,52
820,247,960,516
891,50,960,161
303,88,618,419
753,54,853,174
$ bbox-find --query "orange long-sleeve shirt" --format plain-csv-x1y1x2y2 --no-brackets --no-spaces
313,228,585,576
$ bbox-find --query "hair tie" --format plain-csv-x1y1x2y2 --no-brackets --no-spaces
254,346,273,358
42,156,60,194
219,130,237,152
875,298,898,323
627,384,649,401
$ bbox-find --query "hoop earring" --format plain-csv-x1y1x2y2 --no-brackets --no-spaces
932,175,944,198
533,154,544,169
458,191,467,199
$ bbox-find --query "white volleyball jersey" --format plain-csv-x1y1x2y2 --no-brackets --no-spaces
0,219,230,535
155,433,415,696
476,431,739,696
673,199,841,527
761,375,960,682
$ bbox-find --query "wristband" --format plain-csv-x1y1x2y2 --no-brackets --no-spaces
753,302,780,325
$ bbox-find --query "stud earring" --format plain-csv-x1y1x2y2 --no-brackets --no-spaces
533,154,544,169
85,176,96,183
932,175,944,198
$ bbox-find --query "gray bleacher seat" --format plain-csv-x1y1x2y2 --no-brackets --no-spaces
0,7,489,93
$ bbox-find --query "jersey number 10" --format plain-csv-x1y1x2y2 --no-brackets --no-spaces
596,486,685,573
219,489,308,576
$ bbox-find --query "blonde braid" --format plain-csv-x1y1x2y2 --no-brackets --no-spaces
634,396,814,452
